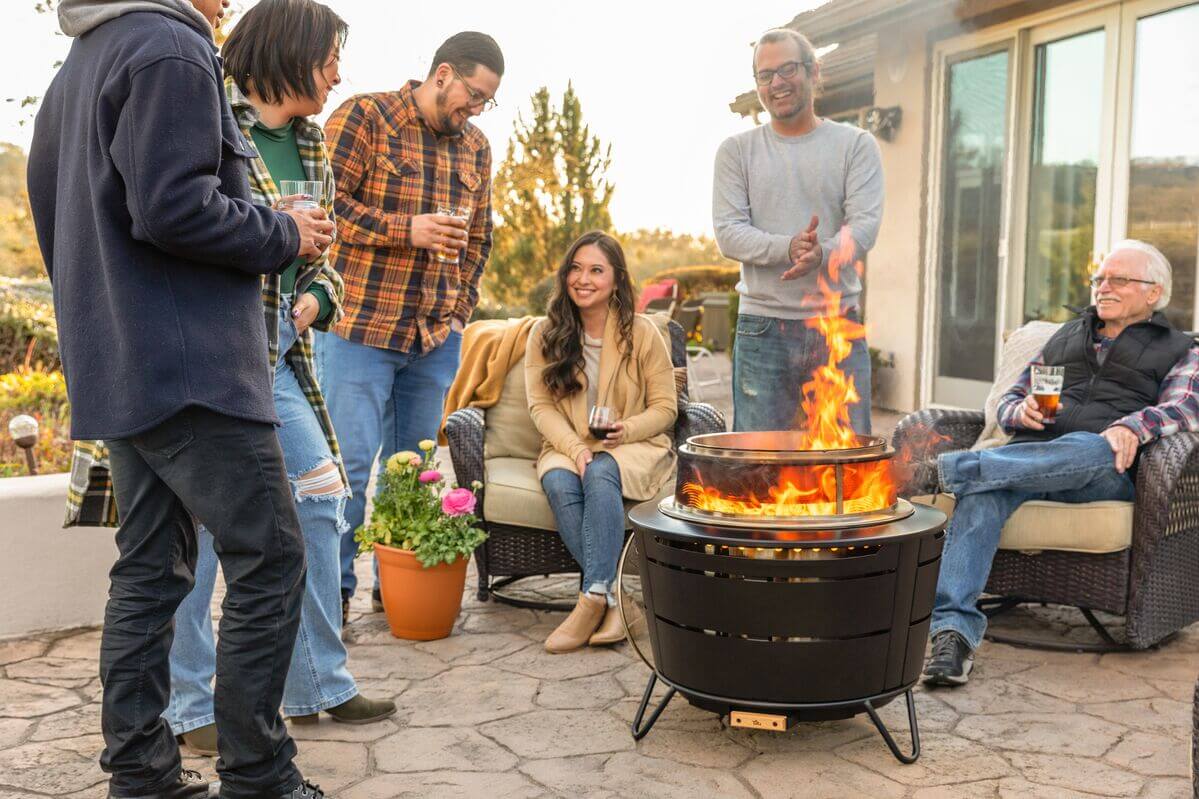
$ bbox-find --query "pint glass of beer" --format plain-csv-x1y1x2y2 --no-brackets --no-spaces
1030,364,1065,423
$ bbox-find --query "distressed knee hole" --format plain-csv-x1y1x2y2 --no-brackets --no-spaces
296,461,344,497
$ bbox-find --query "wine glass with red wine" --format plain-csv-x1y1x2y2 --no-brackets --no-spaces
588,405,618,441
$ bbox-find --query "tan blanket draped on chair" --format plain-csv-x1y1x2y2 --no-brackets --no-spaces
439,316,541,444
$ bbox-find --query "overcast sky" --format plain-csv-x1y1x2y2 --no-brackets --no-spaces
1,0,821,236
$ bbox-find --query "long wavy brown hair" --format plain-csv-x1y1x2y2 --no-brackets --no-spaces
540,231,638,400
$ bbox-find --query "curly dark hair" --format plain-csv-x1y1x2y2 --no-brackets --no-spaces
540,231,638,401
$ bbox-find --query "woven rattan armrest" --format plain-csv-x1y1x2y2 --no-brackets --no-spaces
1126,432,1199,647
445,407,486,507
892,408,985,496
677,401,726,442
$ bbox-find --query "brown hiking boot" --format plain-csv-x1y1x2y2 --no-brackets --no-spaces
290,694,397,726
176,723,218,757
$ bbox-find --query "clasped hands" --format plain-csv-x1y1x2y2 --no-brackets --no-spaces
781,215,822,281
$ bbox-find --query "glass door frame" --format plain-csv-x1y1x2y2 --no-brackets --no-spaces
923,41,1018,409
1007,6,1121,332
1109,0,1199,327
921,0,1152,408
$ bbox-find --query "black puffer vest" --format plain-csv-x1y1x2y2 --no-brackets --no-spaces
1011,306,1193,444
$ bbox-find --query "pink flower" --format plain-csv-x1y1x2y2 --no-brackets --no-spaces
441,487,477,517
419,469,442,484
409,456,422,467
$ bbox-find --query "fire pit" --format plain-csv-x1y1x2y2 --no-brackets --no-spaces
618,430,946,764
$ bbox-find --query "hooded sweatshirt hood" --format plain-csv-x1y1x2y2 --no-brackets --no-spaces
58,0,212,39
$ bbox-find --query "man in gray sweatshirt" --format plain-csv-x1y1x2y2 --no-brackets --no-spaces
713,28,883,434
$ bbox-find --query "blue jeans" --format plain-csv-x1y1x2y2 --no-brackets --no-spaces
929,431,1135,649
541,452,625,597
732,311,872,435
165,298,357,731
315,328,462,598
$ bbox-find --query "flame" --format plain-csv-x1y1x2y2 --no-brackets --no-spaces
796,227,867,450
679,226,901,520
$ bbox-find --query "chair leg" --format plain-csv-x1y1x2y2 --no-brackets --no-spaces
979,598,1133,653
474,543,491,602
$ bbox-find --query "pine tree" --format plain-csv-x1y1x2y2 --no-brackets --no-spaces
484,83,613,311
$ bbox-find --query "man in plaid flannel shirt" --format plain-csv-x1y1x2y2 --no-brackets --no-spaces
320,31,502,610
922,240,1199,688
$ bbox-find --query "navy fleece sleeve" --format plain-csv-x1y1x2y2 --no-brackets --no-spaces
110,55,300,274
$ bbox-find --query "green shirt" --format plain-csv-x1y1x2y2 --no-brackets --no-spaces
249,119,331,320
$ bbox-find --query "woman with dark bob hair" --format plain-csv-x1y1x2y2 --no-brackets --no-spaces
525,231,679,653
164,0,395,760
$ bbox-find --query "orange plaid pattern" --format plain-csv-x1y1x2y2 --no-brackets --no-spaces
324,81,493,353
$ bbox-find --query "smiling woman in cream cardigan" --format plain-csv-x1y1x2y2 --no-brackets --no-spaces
525,231,678,653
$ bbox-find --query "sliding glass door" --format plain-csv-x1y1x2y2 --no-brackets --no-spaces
932,48,1011,408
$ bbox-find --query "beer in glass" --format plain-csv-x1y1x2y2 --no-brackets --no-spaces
1030,364,1065,424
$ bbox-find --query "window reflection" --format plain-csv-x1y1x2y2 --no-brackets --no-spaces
1127,3,1199,331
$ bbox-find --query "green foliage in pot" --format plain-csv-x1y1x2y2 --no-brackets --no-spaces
354,441,488,567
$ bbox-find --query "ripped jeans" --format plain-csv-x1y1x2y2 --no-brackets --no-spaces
732,311,872,435
164,297,357,729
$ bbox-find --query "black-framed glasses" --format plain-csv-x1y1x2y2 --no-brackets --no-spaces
1089,274,1157,289
753,60,812,86
450,66,498,112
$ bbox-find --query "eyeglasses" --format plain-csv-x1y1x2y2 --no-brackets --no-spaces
1089,274,1158,289
450,66,498,112
753,60,812,86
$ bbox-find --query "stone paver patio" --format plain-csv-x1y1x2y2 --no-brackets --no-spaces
1,564,1195,798
1,356,1195,797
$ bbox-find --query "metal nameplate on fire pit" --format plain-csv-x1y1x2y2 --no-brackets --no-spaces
658,496,917,531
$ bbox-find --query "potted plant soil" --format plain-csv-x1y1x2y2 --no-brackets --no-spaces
355,440,486,641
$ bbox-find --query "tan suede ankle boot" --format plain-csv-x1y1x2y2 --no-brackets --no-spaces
588,604,626,646
545,593,607,653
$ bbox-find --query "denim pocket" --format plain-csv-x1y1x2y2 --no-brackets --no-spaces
735,314,773,337
131,414,195,459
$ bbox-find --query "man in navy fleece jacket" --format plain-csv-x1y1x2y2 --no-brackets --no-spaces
27,1,334,798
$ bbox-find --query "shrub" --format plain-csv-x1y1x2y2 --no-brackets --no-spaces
0,366,72,477
0,278,59,373
645,264,740,298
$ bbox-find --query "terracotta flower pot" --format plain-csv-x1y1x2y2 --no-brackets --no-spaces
373,543,468,641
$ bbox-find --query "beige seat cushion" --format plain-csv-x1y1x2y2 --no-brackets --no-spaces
483,456,671,532
484,357,542,461
913,494,1134,554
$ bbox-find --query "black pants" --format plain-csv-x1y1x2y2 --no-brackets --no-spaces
99,407,305,798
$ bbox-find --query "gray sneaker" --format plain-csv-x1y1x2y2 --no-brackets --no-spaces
922,630,974,687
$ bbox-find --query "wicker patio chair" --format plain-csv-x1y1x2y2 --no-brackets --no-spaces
892,407,1199,651
445,317,726,611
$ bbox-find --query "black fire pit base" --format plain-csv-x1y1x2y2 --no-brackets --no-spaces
630,671,921,764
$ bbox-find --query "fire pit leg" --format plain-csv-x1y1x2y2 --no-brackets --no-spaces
863,689,921,764
630,672,676,741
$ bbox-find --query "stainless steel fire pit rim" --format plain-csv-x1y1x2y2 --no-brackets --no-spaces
681,431,893,463
629,498,948,548
660,496,915,530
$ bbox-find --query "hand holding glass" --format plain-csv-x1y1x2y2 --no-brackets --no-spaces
435,204,471,264
279,180,323,210
588,406,619,441
1030,364,1065,424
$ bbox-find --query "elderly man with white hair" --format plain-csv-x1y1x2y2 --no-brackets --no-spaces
923,239,1199,687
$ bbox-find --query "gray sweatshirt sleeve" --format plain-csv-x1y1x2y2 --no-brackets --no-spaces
818,130,884,268
712,137,793,268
